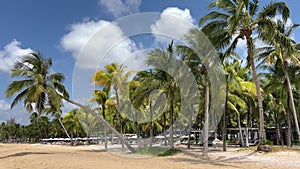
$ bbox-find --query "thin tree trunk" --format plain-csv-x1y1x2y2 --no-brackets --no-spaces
169,91,174,149
287,96,292,147
149,100,153,147
246,35,264,146
275,111,281,145
62,97,135,153
284,62,300,143
187,105,193,149
115,89,124,150
222,81,229,151
202,75,209,157
58,117,71,139
102,105,107,150
163,112,167,146
237,113,244,147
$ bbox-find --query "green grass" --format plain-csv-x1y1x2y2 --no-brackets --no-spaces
135,146,180,156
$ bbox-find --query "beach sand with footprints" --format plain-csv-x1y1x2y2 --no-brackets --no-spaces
1,143,300,169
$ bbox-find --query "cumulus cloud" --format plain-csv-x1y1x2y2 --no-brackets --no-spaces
0,39,33,73
0,100,10,111
60,20,136,69
151,7,195,45
99,0,141,18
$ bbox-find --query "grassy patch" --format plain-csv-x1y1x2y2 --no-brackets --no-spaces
135,146,180,156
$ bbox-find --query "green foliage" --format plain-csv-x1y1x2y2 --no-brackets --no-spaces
263,139,274,145
135,147,180,157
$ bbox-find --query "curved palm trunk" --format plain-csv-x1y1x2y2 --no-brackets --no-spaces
246,35,264,145
62,97,135,153
202,75,209,157
284,62,300,143
58,117,71,139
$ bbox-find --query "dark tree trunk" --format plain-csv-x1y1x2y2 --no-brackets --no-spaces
163,112,167,146
222,81,229,151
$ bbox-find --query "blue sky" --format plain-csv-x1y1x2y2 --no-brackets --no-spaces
0,0,299,125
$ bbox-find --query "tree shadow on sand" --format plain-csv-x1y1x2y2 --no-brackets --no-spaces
0,152,52,160
167,147,257,168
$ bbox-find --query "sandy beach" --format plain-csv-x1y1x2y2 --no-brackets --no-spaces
1,143,300,169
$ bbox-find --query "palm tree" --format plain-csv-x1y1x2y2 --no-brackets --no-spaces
89,89,109,149
147,43,180,149
5,52,136,152
92,63,133,149
63,109,83,145
200,0,290,145
5,52,70,140
6,52,69,112
258,19,300,142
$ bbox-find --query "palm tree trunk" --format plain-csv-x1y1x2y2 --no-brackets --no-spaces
58,117,71,139
222,81,229,151
149,100,153,147
284,62,300,143
163,112,167,146
115,89,124,150
102,105,107,150
246,35,264,146
62,97,135,153
287,96,292,147
169,91,174,149
237,113,244,147
202,75,209,157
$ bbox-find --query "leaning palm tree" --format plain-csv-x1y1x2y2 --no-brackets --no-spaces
200,0,290,146
6,52,136,152
5,52,70,138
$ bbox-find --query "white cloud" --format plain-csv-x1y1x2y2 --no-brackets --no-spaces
0,100,10,111
99,0,141,18
60,20,136,69
151,7,195,45
0,39,33,73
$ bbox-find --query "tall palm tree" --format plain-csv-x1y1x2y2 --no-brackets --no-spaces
200,0,290,145
91,63,134,150
5,52,69,140
6,52,136,152
147,43,180,149
258,19,300,142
